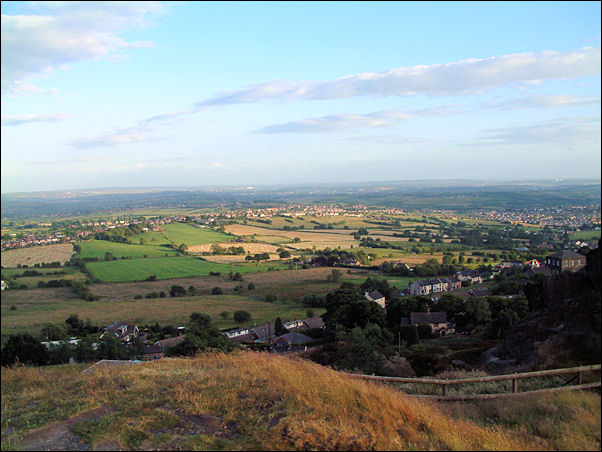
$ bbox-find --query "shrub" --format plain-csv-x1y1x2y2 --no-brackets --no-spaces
265,294,278,303
212,286,223,295
233,310,251,324
247,282,255,290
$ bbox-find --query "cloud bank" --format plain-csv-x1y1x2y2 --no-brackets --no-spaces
1,113,68,126
196,47,600,107
1,2,161,93
258,107,462,133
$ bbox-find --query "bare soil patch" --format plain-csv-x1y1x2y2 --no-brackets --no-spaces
1,244,74,267
17,406,113,451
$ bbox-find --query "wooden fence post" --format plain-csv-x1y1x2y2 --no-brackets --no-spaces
442,383,447,396
512,377,518,393
577,372,582,385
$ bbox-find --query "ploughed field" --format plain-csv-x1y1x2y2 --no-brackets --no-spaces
0,243,74,267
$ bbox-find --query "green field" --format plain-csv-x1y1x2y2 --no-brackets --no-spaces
78,240,178,259
346,275,431,289
568,230,601,241
86,256,291,283
1,292,322,339
0,268,87,289
161,223,233,245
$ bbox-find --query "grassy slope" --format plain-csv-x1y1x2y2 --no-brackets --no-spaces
1,291,320,337
2,353,599,451
85,257,290,283
78,240,178,259
162,223,233,245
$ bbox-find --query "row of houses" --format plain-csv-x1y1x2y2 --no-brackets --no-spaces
224,317,325,344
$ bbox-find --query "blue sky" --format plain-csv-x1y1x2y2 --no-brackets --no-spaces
1,1,600,193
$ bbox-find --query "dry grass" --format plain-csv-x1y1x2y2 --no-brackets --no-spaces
188,243,281,254
224,224,357,243
5,353,598,450
1,244,74,267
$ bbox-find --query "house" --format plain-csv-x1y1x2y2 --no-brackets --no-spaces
101,321,139,342
143,335,186,360
429,279,446,293
456,270,483,284
545,250,586,272
303,317,325,330
365,290,386,308
283,319,305,331
524,259,541,268
408,280,432,296
410,312,455,335
275,332,315,348
225,327,257,343
445,277,462,291
467,287,492,297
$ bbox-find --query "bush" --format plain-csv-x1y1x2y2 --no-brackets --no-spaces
170,285,186,297
233,310,251,324
265,294,278,303
1,333,49,366
134,294,143,300
247,282,255,290
212,286,223,295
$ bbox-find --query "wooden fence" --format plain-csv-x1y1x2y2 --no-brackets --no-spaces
349,364,601,400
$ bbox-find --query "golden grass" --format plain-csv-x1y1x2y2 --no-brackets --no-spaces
3,352,599,450
188,242,281,254
1,244,74,267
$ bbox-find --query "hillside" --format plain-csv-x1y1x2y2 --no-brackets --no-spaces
2,352,600,450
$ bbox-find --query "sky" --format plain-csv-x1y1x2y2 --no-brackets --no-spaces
1,1,601,193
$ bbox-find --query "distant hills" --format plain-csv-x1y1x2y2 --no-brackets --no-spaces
1,179,600,219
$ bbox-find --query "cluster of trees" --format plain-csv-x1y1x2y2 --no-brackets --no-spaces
245,252,270,261
93,223,148,243
210,244,246,255
310,248,374,266
315,276,531,375
165,312,236,357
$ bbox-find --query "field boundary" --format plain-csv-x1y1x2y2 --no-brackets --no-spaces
349,364,601,400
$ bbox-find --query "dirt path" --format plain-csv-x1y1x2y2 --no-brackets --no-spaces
17,406,113,451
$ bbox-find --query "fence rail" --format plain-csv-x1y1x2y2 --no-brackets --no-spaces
349,364,601,400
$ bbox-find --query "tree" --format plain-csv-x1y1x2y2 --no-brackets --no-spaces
279,250,291,259
65,314,84,335
220,311,230,319
170,285,186,297
98,335,127,360
211,286,223,295
41,323,66,341
274,317,288,336
1,333,49,366
190,312,212,329
247,282,255,290
104,252,115,261
233,310,251,324
178,243,188,252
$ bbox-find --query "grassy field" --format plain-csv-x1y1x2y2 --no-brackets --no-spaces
0,267,87,289
2,353,599,450
85,256,292,283
1,243,74,267
78,240,178,259
569,230,601,241
162,223,233,246
0,291,318,338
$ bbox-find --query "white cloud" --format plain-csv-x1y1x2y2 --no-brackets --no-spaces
1,2,161,93
490,94,601,110
471,116,601,147
69,125,161,149
257,106,463,133
1,113,68,126
196,47,601,106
